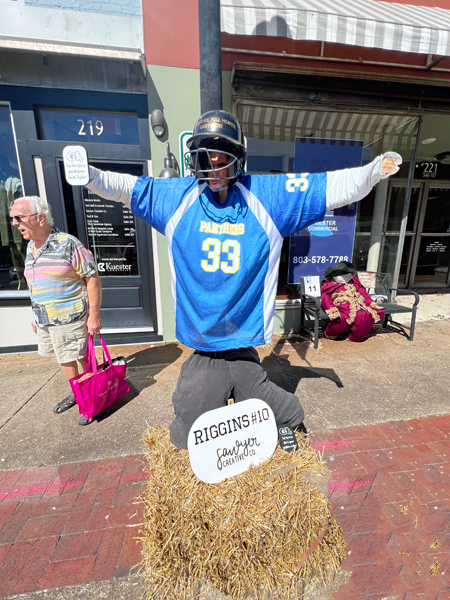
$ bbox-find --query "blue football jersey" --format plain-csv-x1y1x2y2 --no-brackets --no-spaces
131,172,327,351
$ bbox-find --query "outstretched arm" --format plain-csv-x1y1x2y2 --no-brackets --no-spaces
326,152,402,210
86,166,138,209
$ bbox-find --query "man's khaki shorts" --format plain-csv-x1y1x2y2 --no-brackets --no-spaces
37,315,88,364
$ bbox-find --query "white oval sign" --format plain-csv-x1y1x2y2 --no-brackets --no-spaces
63,145,89,186
187,398,278,484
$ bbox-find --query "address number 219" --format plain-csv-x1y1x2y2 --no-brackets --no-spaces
77,119,104,136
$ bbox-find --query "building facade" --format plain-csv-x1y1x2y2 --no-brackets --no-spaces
143,0,450,336
3,0,450,352
0,0,163,352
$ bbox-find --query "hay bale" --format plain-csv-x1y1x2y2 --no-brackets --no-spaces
140,427,345,600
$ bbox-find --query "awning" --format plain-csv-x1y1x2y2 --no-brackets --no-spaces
221,0,450,57
236,104,417,147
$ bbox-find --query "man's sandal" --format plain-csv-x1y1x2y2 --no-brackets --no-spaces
53,393,76,414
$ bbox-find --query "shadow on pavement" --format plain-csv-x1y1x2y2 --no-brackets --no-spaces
96,343,183,422
261,353,343,394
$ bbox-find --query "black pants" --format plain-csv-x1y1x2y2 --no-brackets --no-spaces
169,347,304,449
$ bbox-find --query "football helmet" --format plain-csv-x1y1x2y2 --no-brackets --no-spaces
185,110,247,187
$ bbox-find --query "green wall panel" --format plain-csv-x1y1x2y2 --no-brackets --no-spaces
147,65,241,342
147,65,201,341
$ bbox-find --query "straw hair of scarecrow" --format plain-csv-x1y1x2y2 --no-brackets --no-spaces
140,427,345,600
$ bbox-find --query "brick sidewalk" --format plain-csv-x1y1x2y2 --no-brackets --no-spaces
0,416,449,599
311,415,450,599
0,455,146,598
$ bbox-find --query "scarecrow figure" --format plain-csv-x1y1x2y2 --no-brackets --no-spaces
321,261,385,342
82,110,400,446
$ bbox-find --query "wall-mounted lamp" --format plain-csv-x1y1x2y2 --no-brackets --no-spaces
434,151,450,161
150,109,166,137
159,142,180,178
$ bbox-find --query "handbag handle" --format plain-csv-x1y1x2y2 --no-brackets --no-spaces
98,333,113,368
86,335,97,374
85,334,114,374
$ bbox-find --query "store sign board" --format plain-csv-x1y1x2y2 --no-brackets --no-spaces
288,139,363,283
415,161,440,180
187,399,278,484
82,188,139,277
63,145,89,186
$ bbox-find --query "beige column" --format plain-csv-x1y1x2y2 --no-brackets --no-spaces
367,178,389,272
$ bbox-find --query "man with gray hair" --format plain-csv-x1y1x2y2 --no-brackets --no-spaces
11,195,102,425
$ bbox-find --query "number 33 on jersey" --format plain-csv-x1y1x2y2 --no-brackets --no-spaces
201,238,241,274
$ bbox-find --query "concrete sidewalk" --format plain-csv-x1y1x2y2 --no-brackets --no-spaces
0,292,449,598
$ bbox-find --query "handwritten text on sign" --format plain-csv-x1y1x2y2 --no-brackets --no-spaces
63,145,89,186
187,399,278,484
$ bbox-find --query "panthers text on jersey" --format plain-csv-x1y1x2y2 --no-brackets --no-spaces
131,172,327,352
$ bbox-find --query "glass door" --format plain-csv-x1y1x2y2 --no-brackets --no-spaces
0,104,26,294
42,154,158,331
410,184,450,287
379,182,422,287
62,160,157,329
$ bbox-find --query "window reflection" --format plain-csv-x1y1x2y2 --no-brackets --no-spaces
0,106,26,291
355,189,375,233
423,188,450,233
380,236,412,285
385,187,420,232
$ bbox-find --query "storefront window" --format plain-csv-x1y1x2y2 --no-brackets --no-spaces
422,188,450,233
379,236,412,286
0,105,26,292
355,189,375,233
243,109,418,296
385,186,420,232
353,236,371,272
413,236,449,286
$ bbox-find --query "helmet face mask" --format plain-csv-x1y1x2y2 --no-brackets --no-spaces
185,147,244,184
186,111,247,189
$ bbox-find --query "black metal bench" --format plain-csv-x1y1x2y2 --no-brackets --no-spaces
299,271,420,349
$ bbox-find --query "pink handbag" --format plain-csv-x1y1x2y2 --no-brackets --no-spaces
70,334,130,420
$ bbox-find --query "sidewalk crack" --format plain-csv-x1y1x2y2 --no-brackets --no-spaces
0,369,60,431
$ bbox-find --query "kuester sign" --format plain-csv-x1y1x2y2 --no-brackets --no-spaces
187,399,278,484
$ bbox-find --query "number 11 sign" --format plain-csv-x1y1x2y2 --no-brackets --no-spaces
304,275,320,297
